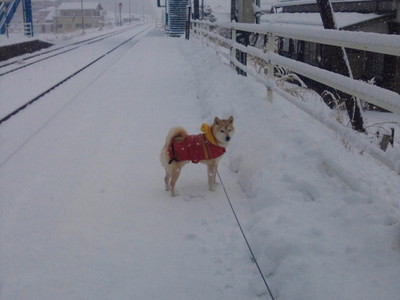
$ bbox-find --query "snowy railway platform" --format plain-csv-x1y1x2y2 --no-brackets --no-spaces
1,24,400,300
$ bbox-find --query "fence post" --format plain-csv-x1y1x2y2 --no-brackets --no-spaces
206,23,210,44
266,32,275,102
230,27,237,70
235,31,249,76
195,21,200,38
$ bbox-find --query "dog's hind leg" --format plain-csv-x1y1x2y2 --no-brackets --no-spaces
169,164,182,197
164,169,170,191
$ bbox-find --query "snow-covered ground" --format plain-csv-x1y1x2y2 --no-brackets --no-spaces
1,24,400,300
0,24,137,47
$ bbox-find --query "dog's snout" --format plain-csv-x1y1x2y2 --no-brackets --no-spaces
225,136,231,142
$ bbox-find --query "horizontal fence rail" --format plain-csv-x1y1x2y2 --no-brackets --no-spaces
191,19,400,173
230,22,400,56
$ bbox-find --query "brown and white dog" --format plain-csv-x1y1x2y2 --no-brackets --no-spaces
160,116,234,196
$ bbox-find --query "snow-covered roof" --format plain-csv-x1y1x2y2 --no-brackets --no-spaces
261,12,384,28
58,2,103,10
44,7,56,21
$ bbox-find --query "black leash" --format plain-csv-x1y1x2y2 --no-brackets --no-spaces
168,143,178,164
217,171,276,300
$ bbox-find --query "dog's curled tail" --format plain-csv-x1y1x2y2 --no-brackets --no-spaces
161,127,188,168
165,127,188,144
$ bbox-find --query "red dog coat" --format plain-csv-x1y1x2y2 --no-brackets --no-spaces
168,134,225,164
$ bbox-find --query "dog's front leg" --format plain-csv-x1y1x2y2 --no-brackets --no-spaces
213,163,219,185
207,162,217,191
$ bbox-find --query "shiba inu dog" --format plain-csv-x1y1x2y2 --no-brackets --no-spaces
160,116,234,196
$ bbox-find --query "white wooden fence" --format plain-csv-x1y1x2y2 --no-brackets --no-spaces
191,19,400,173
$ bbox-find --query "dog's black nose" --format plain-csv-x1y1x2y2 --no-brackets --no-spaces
225,136,230,142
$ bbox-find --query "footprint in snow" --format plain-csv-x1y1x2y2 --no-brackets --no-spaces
185,233,197,240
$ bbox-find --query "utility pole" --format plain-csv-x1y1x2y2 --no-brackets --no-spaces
316,0,365,132
81,0,85,34
119,2,122,26
193,0,199,19
185,1,191,39
55,1,58,35
129,0,131,24
231,0,237,21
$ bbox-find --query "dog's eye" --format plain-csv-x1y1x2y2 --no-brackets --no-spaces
220,130,225,133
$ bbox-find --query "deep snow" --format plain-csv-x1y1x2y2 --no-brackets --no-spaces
1,24,400,300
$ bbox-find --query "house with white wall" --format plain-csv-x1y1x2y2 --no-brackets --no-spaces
54,2,105,33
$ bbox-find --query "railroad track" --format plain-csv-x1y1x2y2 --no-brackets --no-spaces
0,26,136,76
0,24,153,126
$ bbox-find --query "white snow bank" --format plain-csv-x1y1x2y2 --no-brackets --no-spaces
180,35,400,300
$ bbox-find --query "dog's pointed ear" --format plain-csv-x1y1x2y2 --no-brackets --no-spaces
228,116,234,124
214,117,221,125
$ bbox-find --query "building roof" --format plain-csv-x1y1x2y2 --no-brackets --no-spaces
58,2,103,10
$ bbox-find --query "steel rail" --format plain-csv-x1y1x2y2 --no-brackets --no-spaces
0,25,152,125
0,26,134,74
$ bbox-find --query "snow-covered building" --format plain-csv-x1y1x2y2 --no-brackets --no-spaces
53,2,106,33
34,5,57,33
